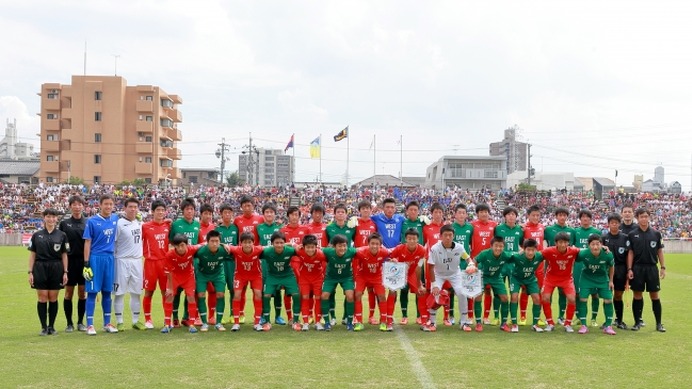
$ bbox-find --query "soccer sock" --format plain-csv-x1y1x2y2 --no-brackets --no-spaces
37,301,48,329
301,297,311,323
285,294,293,322
78,298,86,325
429,308,437,325
240,290,247,317
604,302,614,327
216,295,225,324
483,291,492,319
541,301,554,325
198,297,208,324
493,294,501,319
652,299,662,325
500,301,509,324
143,295,153,322
591,296,600,321
368,291,376,319
400,288,409,318
345,301,354,325
273,289,282,318
252,297,262,325
474,300,483,323
86,293,97,327
130,293,141,323
519,290,529,318
386,292,397,325
354,297,363,323
510,301,518,325
188,300,198,323
467,299,474,319
564,302,576,326
577,300,588,323
232,299,241,324
114,294,125,324
614,299,624,324
320,299,331,323
532,303,542,325
378,298,387,324
291,294,301,324
558,293,566,320
328,293,336,320
164,301,173,326
172,290,181,320
48,301,58,328
456,295,468,324
313,296,321,322
64,298,73,326
102,291,112,326
418,294,429,324
632,298,644,324
262,296,271,323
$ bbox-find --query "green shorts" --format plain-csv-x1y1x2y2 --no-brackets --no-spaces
483,278,508,296
579,284,613,300
195,271,226,294
322,277,355,294
264,275,299,295
509,276,539,295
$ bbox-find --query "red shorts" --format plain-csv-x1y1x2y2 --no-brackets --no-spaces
234,276,262,292
143,259,167,291
299,277,323,296
171,274,195,297
542,278,575,296
355,277,385,296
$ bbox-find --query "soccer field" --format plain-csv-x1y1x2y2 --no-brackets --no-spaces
1,246,690,388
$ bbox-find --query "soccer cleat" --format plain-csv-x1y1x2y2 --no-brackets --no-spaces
329,318,337,327
301,323,310,332
262,323,272,332
215,323,226,332
239,315,246,324
461,323,472,332
315,322,325,331
544,324,555,332
160,325,172,334
231,324,241,332
500,323,510,332
189,326,198,334
65,325,74,333
144,320,155,330
86,325,97,335
616,321,628,330
346,323,354,331
483,318,491,325
253,324,263,332
40,328,48,336
341,318,348,325
511,324,519,333
656,324,666,333
292,322,302,332
47,327,57,335
275,317,287,326
532,325,544,333
77,323,87,332
386,324,394,332
640,320,646,327
173,319,181,328
443,319,452,327
103,324,119,333
591,319,599,328
200,324,209,332
354,323,365,332
449,316,455,325
194,318,203,326
578,325,589,334
631,322,643,331
491,318,500,326
421,323,437,332
564,325,574,333
537,319,546,326
415,317,422,325
400,317,409,325
475,323,484,332
603,326,617,335
518,316,527,326
259,317,267,326
379,323,387,332
369,317,379,325
116,323,126,332
556,318,565,326
208,317,216,326
132,322,146,331
323,322,332,331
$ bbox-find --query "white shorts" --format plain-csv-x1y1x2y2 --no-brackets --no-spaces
432,273,465,298
114,257,143,295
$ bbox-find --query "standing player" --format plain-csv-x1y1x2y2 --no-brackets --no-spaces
225,232,265,331
28,208,68,335
320,235,357,331
574,209,602,327
352,233,389,331
388,229,428,332
372,198,406,324
508,239,544,332
194,230,228,332
198,203,217,325
399,201,426,325
423,203,450,325
543,207,576,325
141,200,171,329
451,203,474,323
306,203,329,248
281,206,308,246
520,205,545,326
627,208,666,332
113,197,145,331
59,195,87,332
160,234,201,334
473,237,512,332
257,203,288,326
602,213,631,329
470,203,497,325
540,232,581,333
233,196,263,324
492,206,524,325
169,198,201,327
216,203,238,325
326,203,356,244
575,235,616,335
260,232,301,331
82,194,119,335
293,235,327,330
352,200,380,325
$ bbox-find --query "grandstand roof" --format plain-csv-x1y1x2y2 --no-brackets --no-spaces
0,160,40,176
354,175,419,188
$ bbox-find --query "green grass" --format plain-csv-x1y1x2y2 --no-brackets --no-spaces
2,246,691,388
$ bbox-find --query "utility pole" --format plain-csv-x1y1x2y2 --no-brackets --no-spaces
242,132,260,187
527,143,532,186
215,138,230,184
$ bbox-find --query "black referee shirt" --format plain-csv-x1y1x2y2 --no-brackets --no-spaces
28,228,68,262
620,222,637,236
627,227,663,266
59,216,86,260
603,231,630,266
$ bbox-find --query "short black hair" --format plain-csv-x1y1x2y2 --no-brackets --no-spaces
124,197,140,207
68,195,84,206
333,203,348,214
99,194,114,204
357,201,371,211
406,201,420,210
502,206,518,217
181,197,196,211
206,230,221,241
475,203,490,213
43,208,59,216
330,234,347,246
454,204,467,213
287,206,301,217
554,232,571,243
404,228,419,238
522,239,537,249
578,209,592,219
200,203,214,214
607,213,622,224
262,203,277,214
587,234,603,245
270,231,286,243
635,208,649,218
239,195,253,206
440,224,454,235
527,205,541,215
311,203,325,214
430,202,445,213
491,236,505,245
151,200,166,212
239,232,255,243
383,198,396,206
368,233,383,243
219,203,233,213
554,207,569,216
302,234,318,246
172,234,188,245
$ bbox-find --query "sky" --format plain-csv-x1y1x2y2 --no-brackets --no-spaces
2,0,692,190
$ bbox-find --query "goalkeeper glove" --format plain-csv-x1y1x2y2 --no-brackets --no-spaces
419,215,431,225
83,265,93,281
347,216,359,228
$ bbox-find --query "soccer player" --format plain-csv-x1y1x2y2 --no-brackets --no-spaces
451,203,474,322
352,233,389,331
602,213,631,329
492,206,524,325
198,203,217,325
281,206,308,246
225,232,265,331
160,234,201,334
388,228,428,331
257,203,289,326
215,203,239,324
471,203,497,325
574,209,602,327
575,235,616,335
540,232,581,332
28,208,69,336
194,230,228,332
543,207,576,325
520,205,545,326
473,236,511,332
372,198,406,322
169,197,201,327
627,208,666,332
306,203,329,248
508,239,544,332
326,203,356,245
425,225,474,332
82,194,119,335
352,200,380,325
59,195,87,332
423,203,448,325
142,200,171,329
293,235,327,330
234,195,264,242
320,235,357,331
113,197,145,331
260,231,301,331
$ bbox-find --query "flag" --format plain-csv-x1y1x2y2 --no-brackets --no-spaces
615,169,618,177
310,136,321,159
284,134,294,152
333,126,348,142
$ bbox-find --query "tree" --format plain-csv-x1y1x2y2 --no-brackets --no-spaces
65,176,84,185
226,171,245,187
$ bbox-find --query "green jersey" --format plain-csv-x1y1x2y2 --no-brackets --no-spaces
574,226,602,249
169,218,201,244
322,247,357,279
257,222,283,246
401,218,425,244
494,223,524,253
452,222,473,253
576,248,613,285
509,252,544,281
195,245,230,275
544,224,576,247
326,222,356,246
475,248,512,281
261,246,296,278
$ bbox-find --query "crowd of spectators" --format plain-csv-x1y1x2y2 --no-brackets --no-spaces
0,182,689,239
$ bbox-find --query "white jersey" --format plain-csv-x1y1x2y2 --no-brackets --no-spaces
427,241,468,278
115,217,143,259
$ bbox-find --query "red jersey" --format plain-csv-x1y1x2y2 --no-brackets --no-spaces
353,246,389,279
227,245,264,278
142,220,171,261
164,245,200,276
306,222,328,248
389,243,426,277
523,222,545,250
423,222,445,254
541,246,580,282
470,219,497,257
354,218,378,248
234,214,263,243
281,224,309,246
199,222,216,243
292,247,326,280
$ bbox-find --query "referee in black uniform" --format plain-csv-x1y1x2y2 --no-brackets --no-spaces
619,204,637,235
626,208,666,332
28,208,69,336
603,213,630,329
59,195,87,332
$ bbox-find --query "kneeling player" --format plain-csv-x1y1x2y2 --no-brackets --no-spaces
162,234,201,334
576,235,616,335
320,235,357,331
194,230,229,332
508,239,544,332
353,233,389,331
388,228,428,332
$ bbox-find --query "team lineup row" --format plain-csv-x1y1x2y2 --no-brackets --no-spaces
28,194,666,336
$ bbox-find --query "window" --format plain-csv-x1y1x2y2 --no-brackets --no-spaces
47,113,58,119
160,140,173,148
145,115,153,122
145,95,153,101
144,178,152,184
144,157,152,163
93,176,100,184
94,154,101,164
145,136,152,142
160,118,173,127
94,133,102,143
47,155,54,161
161,99,173,108
189,176,198,184
160,159,172,167
47,135,56,141
47,93,58,99
94,91,102,100
46,177,54,183
95,112,102,121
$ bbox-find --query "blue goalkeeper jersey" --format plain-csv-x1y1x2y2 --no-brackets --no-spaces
371,213,405,249
83,213,119,255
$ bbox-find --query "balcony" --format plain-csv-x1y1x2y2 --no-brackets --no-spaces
136,142,153,154
43,119,59,131
169,94,183,104
161,127,181,141
44,98,60,111
167,147,182,160
43,161,59,172
136,120,153,133
136,100,154,112
135,163,152,175
43,141,60,152
164,107,182,122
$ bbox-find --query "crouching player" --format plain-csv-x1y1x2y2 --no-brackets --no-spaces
162,234,201,334
260,232,301,332
293,235,326,331
576,235,617,335
508,239,545,332
388,228,428,332
541,232,581,333
425,225,474,332
225,233,264,332
320,235,357,331
473,236,511,332
194,230,228,332
352,233,389,331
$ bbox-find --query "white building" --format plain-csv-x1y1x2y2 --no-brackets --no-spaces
1,119,35,160
507,171,576,191
425,155,507,190
239,148,294,187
